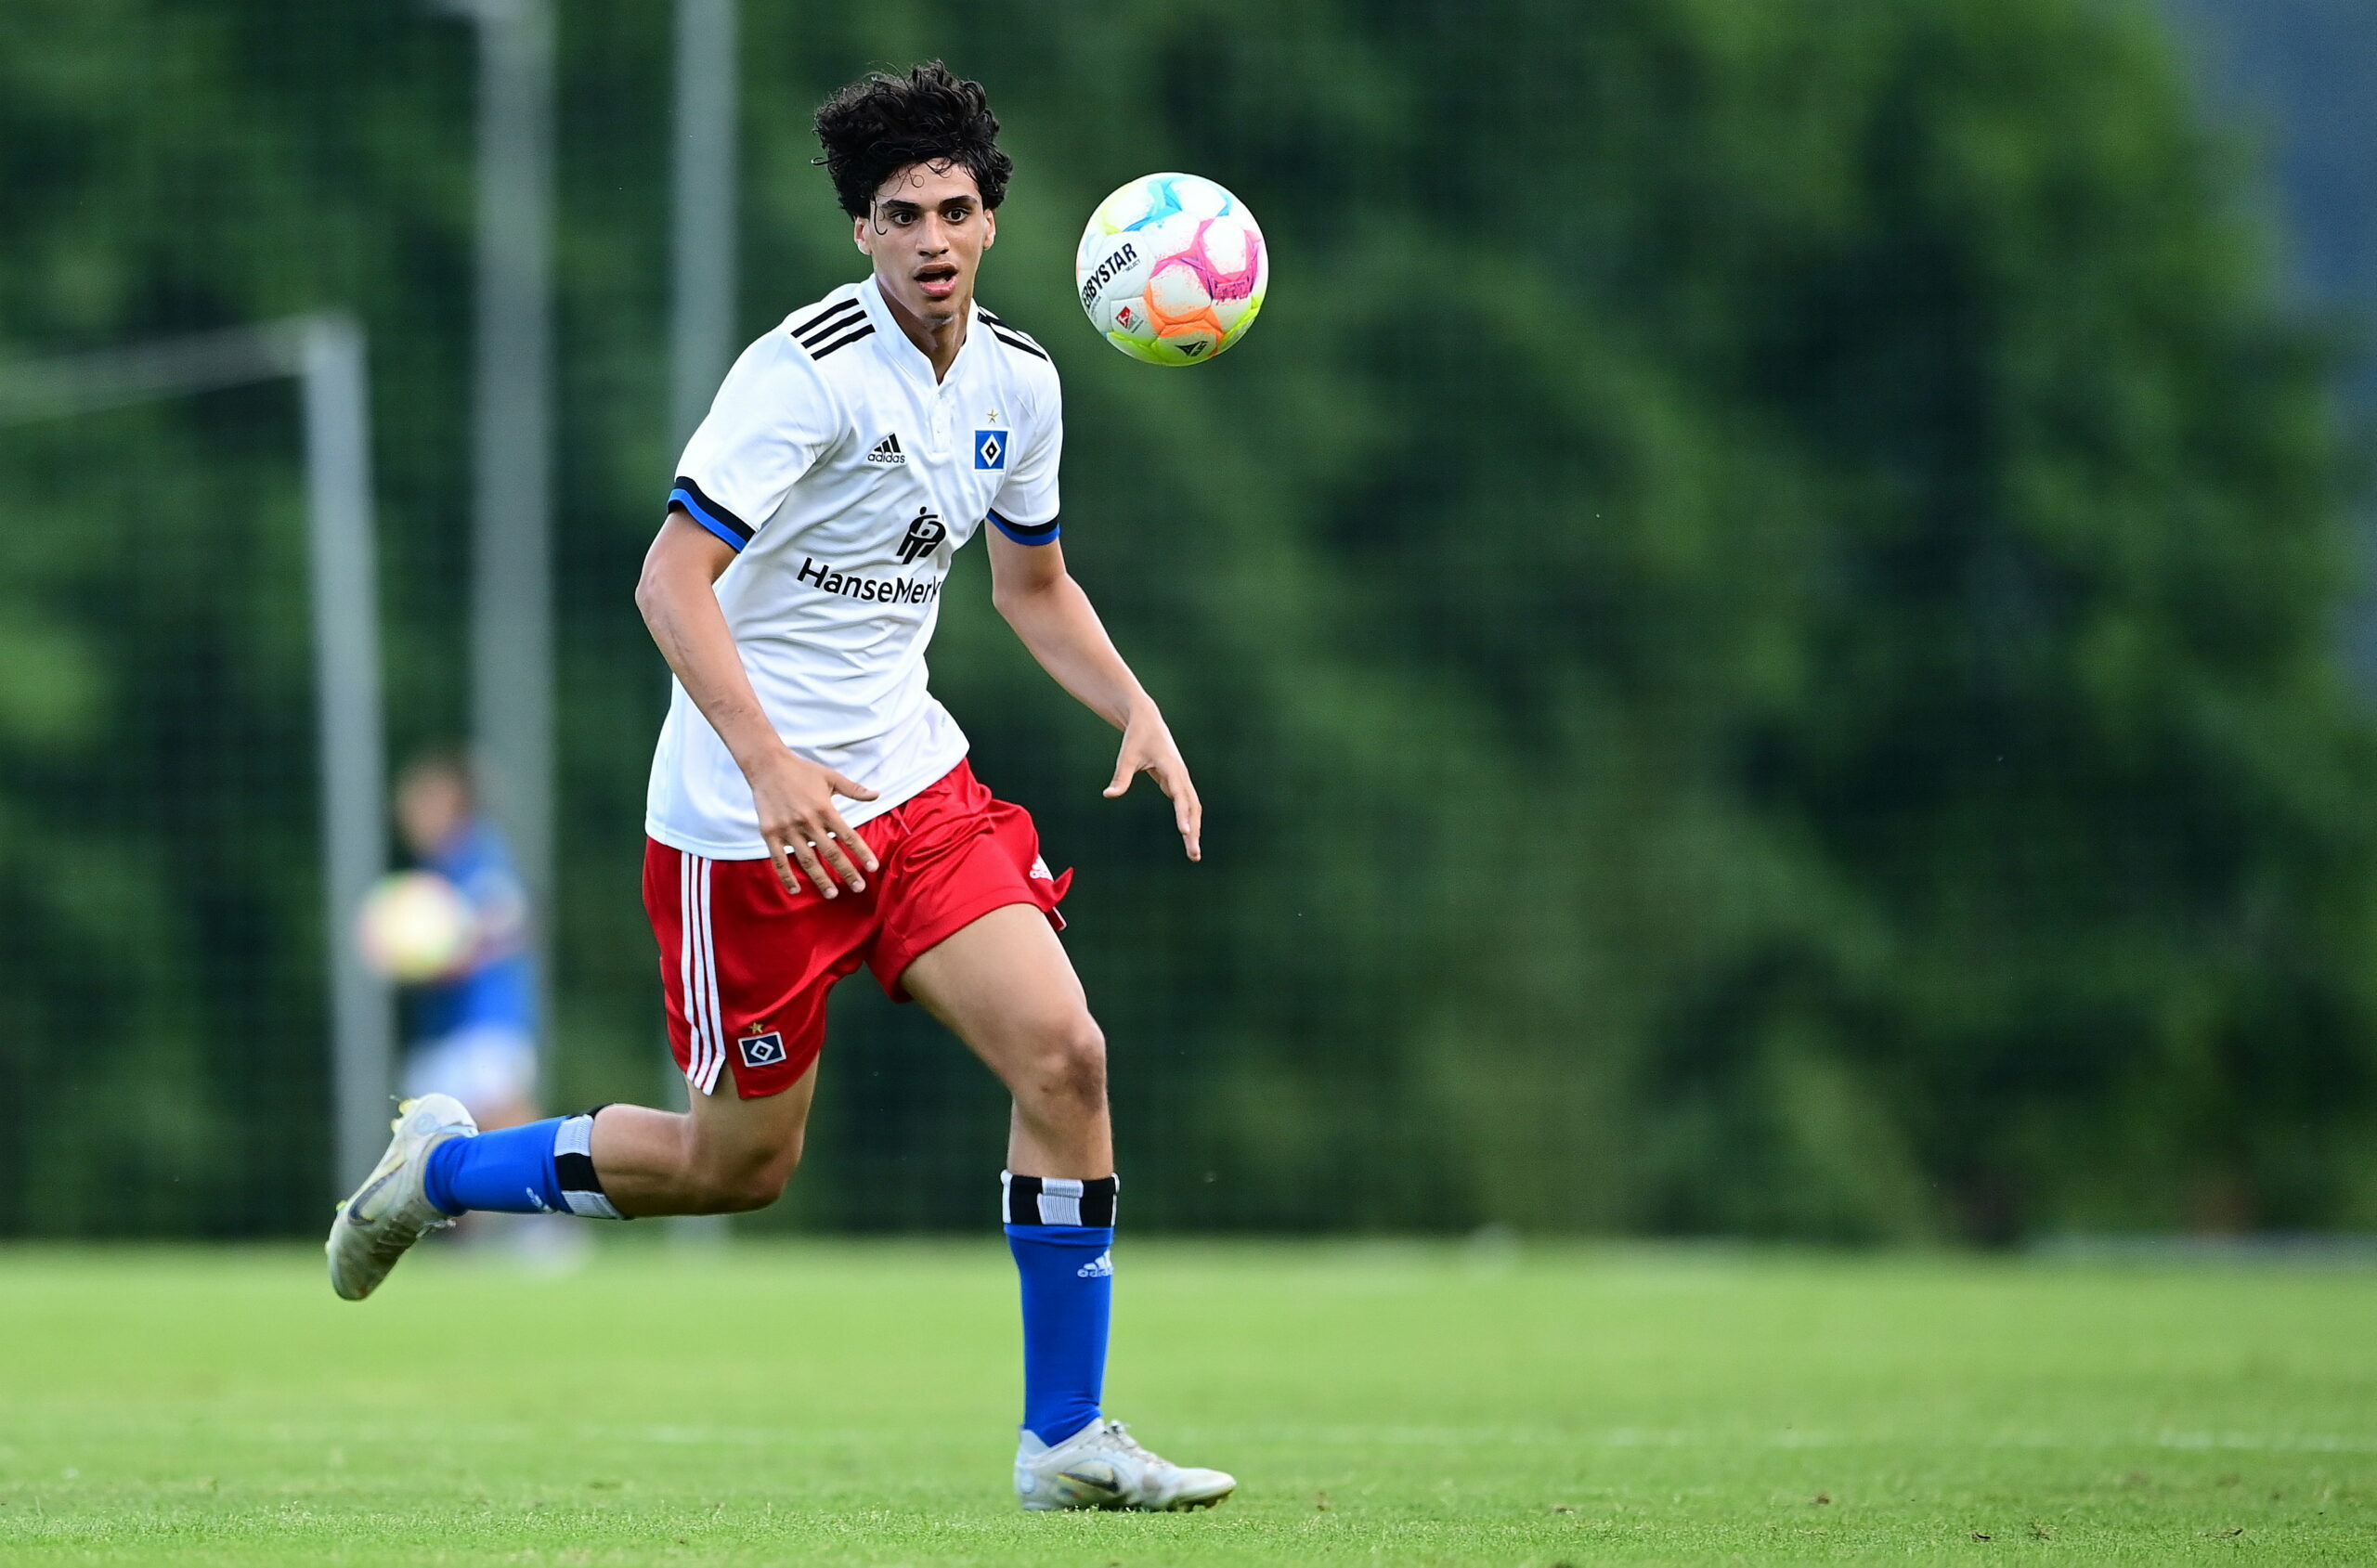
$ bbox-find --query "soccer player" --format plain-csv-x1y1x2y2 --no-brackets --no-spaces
327,62,1235,1513
389,750,539,1135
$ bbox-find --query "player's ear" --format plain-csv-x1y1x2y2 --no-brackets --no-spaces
982,208,996,249
852,214,873,256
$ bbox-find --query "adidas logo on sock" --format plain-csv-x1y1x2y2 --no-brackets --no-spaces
866,433,906,466
1076,1251,1112,1278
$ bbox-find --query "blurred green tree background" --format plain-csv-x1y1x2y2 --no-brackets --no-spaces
0,0,2370,1241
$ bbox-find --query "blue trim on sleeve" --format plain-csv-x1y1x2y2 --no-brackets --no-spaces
668,474,752,551
988,510,1060,546
672,492,746,552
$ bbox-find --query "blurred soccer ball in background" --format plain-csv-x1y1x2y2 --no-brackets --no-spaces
356,870,475,983
1075,173,1267,366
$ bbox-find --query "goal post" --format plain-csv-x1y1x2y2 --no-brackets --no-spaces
0,314,395,1194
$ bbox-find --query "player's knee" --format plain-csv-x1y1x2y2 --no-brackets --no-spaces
716,1169,791,1212
712,1156,798,1213
1025,1015,1107,1115
693,1136,802,1213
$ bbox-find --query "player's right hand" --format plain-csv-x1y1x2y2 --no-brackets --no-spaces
746,748,880,900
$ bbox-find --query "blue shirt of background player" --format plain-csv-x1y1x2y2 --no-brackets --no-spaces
409,819,536,1040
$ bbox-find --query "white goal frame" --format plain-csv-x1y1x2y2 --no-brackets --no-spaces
0,314,394,1193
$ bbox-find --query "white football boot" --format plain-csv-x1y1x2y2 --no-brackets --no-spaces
1014,1418,1236,1511
325,1094,476,1301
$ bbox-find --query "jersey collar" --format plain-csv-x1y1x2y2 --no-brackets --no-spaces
858,275,977,390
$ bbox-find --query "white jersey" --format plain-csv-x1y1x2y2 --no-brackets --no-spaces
645,277,1063,859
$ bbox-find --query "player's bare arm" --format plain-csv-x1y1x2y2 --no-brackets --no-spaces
985,529,1202,862
635,512,881,900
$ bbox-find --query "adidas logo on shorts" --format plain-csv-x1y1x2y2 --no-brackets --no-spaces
866,433,906,466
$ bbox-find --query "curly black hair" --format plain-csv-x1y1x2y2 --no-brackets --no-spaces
812,61,1013,218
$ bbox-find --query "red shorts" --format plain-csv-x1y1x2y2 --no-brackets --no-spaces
643,759,1071,1098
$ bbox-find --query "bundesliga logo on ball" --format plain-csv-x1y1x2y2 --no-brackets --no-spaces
1074,173,1267,366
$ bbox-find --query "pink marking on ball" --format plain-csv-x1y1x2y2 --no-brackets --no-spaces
1166,218,1263,303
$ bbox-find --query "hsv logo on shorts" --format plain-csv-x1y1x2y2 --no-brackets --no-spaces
738,1031,787,1069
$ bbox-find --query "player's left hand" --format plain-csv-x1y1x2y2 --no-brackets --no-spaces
1105,706,1201,862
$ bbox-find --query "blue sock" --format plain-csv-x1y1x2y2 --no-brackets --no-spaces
423,1109,623,1219
1003,1172,1117,1446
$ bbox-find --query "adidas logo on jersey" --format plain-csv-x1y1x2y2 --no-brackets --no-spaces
866,433,906,466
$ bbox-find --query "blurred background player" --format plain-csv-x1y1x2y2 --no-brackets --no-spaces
387,749,540,1136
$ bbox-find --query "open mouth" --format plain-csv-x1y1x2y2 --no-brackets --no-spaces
916,264,959,300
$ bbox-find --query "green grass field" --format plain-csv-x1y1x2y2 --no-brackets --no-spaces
0,1240,2369,1564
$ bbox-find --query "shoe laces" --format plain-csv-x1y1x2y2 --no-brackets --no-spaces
1096,1420,1165,1468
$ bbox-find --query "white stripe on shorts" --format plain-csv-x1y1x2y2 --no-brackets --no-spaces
679,852,722,1095
696,856,724,1093
677,853,700,1093
677,853,698,1088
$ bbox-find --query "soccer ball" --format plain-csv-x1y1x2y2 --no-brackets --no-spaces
1075,173,1267,366
356,870,475,983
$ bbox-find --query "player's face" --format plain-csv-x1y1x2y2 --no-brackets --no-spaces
856,161,994,329
396,768,469,859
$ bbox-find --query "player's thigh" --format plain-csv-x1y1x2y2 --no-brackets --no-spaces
900,902,1100,1086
